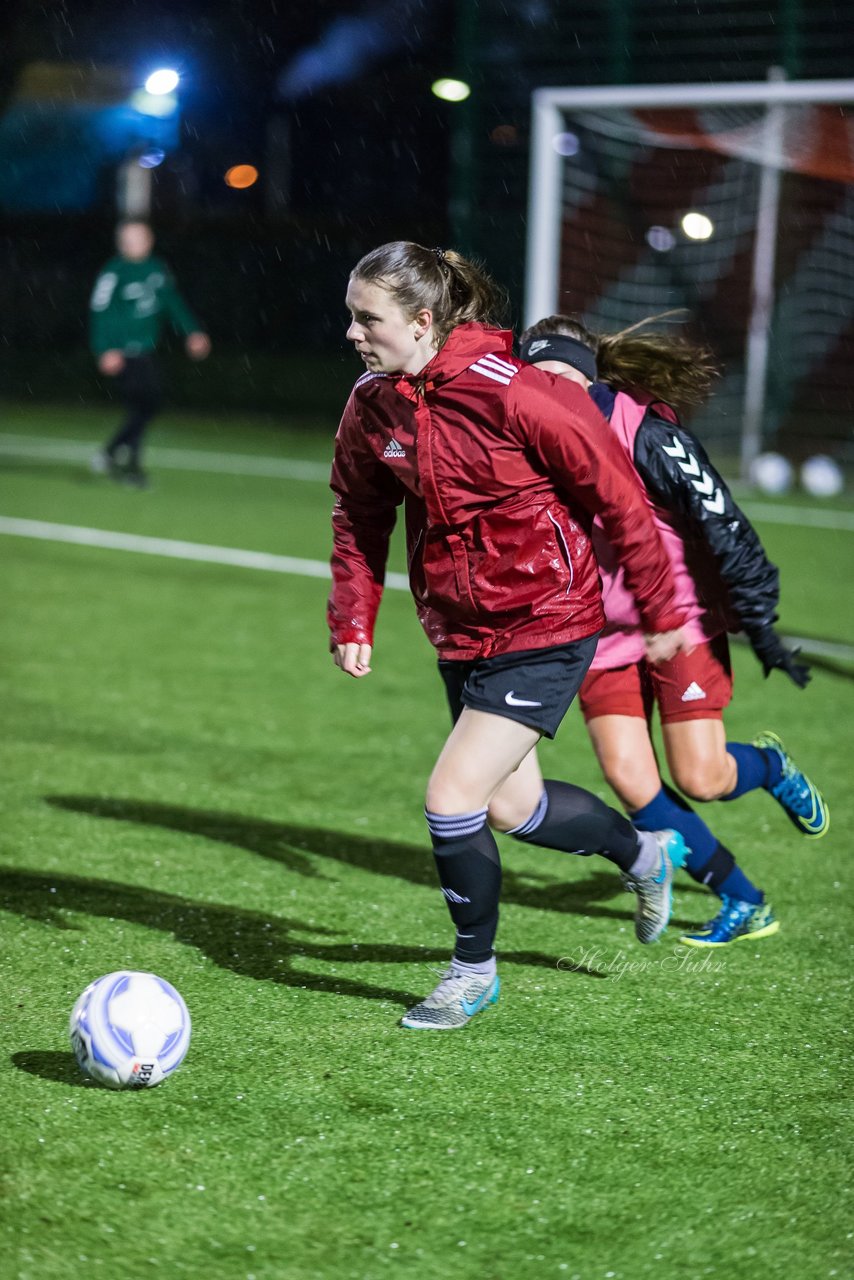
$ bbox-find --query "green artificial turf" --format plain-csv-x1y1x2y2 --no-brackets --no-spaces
1,402,852,1280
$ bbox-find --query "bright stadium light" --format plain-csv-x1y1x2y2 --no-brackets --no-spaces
681,210,714,240
119,71,181,217
432,78,471,103
145,69,180,95
130,90,178,118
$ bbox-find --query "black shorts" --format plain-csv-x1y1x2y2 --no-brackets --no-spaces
438,635,600,740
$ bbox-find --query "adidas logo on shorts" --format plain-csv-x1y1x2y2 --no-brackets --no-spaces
680,681,707,703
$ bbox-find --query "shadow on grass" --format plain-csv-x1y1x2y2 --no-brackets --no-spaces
12,1049,96,1088
45,793,704,924
0,857,610,1031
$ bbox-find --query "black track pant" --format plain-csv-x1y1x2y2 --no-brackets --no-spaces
105,355,163,468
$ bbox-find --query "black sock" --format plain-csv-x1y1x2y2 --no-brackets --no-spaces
425,809,501,963
509,778,641,872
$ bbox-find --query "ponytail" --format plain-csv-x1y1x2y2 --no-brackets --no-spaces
520,311,719,409
351,241,508,347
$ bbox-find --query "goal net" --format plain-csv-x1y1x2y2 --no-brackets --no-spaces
525,79,854,475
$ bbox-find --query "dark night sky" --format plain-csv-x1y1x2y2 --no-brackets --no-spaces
3,0,457,226
4,1,303,161
0,0,462,375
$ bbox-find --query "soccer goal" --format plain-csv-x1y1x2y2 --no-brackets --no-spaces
525,74,854,476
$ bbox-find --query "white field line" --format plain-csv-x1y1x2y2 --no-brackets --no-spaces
738,502,854,532
773,636,854,662
1,515,852,661
2,432,854,530
0,433,330,482
0,516,410,592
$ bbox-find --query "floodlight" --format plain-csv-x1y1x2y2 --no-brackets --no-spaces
145,69,180,96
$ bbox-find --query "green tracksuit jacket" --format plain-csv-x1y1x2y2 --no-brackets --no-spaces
89,254,200,357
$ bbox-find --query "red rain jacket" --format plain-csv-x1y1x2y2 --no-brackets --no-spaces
328,323,683,661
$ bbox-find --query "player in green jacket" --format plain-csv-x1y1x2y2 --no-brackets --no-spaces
89,219,211,487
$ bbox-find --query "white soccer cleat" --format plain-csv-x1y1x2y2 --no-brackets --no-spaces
90,450,112,475
401,967,500,1030
620,830,687,944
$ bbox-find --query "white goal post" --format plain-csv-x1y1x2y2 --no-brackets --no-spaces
525,75,854,477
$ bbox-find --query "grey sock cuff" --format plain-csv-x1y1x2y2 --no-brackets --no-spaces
627,830,660,880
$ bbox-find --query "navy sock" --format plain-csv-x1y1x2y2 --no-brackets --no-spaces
722,742,782,799
718,866,763,904
631,785,762,900
631,785,715,868
508,779,641,873
426,808,501,964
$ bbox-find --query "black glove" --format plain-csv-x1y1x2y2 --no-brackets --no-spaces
748,626,811,688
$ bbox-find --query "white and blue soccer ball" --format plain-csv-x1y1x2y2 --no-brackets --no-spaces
749,451,794,496
800,454,844,498
69,971,191,1089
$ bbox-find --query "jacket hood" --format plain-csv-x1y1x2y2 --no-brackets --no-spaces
399,323,514,391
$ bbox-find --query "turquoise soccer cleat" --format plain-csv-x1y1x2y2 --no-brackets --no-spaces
753,730,830,839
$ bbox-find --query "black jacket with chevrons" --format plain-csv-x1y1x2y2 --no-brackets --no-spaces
588,381,781,655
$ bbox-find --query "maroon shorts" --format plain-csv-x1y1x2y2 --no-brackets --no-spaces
578,634,733,725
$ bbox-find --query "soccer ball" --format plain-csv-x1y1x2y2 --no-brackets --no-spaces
69,971,191,1089
800,454,844,498
749,451,793,495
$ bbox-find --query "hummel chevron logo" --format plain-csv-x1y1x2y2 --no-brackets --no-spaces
383,437,405,458
661,436,724,513
663,436,701,475
680,681,707,702
505,691,542,708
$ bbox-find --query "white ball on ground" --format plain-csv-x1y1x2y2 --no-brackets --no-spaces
749,451,794,496
69,970,191,1089
799,454,844,498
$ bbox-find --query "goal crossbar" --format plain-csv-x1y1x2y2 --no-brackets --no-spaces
525,76,854,476
525,77,854,326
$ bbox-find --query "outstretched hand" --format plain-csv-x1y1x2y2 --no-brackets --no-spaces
762,643,811,688
775,648,812,688
333,642,373,678
750,626,811,688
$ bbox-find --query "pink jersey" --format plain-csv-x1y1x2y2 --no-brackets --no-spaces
590,390,724,671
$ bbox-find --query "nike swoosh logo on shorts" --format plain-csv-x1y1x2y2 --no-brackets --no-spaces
505,691,542,708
